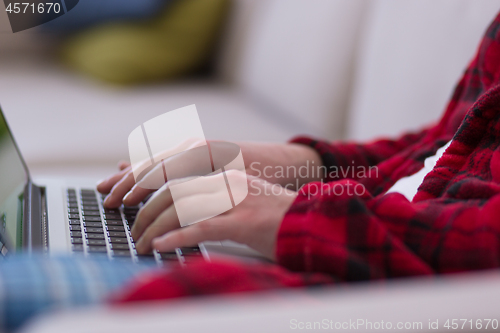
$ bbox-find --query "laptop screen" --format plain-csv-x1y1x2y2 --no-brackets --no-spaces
0,108,29,254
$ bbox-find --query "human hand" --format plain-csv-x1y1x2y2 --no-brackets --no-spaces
131,171,297,261
97,138,205,208
97,140,321,209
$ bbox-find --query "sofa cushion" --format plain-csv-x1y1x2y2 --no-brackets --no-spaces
0,61,296,167
61,0,230,85
347,0,500,140
217,0,367,140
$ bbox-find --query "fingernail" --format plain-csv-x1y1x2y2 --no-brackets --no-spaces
152,237,160,249
152,235,170,251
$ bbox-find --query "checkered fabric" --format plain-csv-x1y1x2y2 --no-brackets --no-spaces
114,12,500,303
0,255,158,332
278,12,500,277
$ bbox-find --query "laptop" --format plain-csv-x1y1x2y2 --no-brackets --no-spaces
0,106,266,266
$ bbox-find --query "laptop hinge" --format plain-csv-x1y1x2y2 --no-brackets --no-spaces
22,181,46,252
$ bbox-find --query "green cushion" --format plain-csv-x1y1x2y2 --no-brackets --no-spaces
61,0,230,85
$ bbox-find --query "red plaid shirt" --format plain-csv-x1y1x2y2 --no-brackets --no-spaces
116,12,500,303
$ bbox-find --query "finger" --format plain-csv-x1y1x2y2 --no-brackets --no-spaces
152,217,229,252
135,206,179,254
118,161,131,171
172,190,233,227
131,185,173,241
103,171,136,208
165,172,227,198
151,138,205,162
123,184,155,207
96,167,131,194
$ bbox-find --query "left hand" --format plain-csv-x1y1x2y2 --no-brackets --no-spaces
132,171,298,261
97,141,321,209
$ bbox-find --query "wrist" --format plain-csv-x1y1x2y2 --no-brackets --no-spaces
239,142,324,189
283,143,324,188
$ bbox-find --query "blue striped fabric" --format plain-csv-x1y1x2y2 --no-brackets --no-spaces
0,254,161,332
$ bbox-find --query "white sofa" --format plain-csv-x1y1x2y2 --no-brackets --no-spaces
0,0,499,178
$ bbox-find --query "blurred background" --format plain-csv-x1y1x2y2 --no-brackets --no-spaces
0,0,499,180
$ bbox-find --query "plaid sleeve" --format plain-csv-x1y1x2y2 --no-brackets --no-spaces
112,260,336,304
276,180,499,278
277,85,500,279
290,129,430,183
276,181,434,279
291,11,500,187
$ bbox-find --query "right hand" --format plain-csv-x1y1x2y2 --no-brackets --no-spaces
97,140,323,208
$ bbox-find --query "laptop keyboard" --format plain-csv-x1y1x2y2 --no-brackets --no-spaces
66,188,205,265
